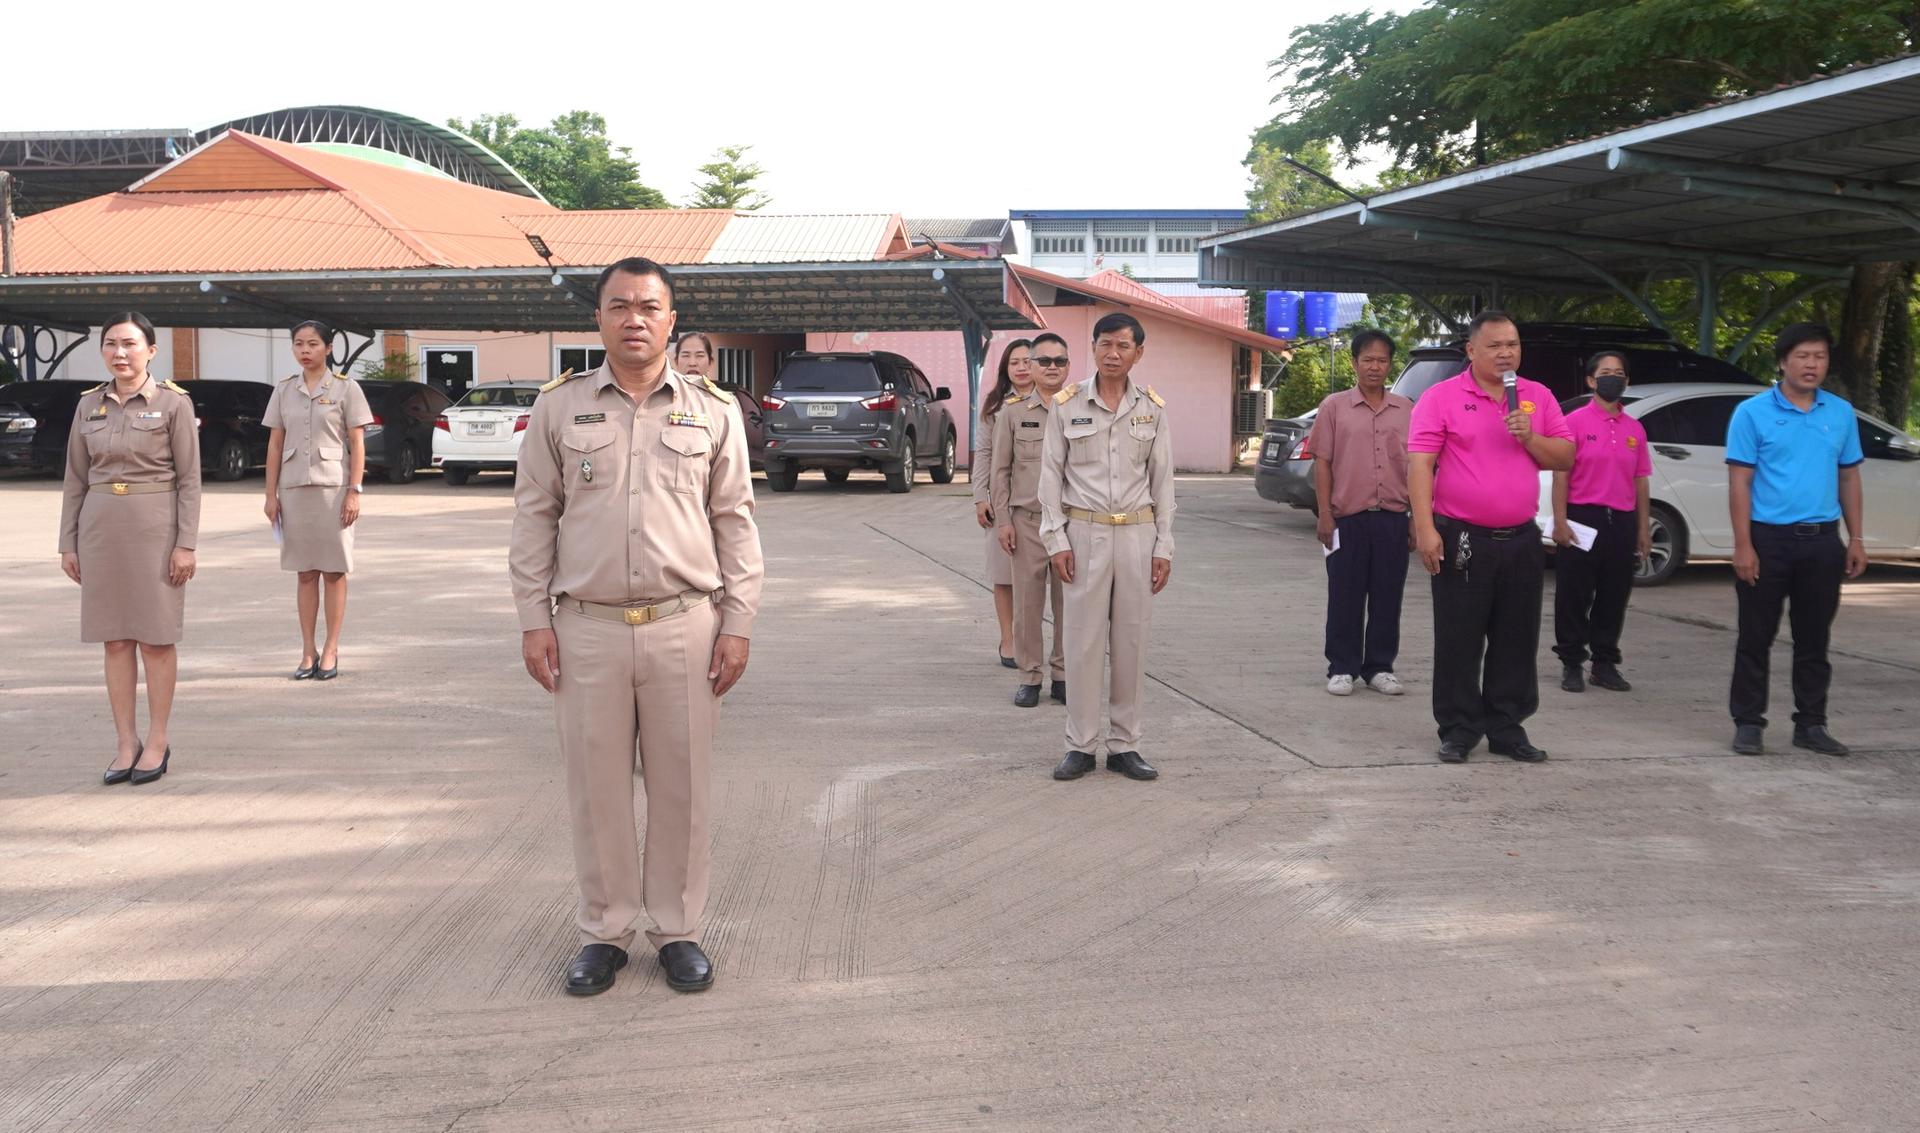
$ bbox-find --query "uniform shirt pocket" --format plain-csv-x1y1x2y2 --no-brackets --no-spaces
1014,434,1044,461
561,426,616,490
658,426,713,495
1063,424,1100,465
80,418,112,458
128,414,171,457
1127,420,1157,460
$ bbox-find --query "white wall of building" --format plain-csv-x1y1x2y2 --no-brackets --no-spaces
28,328,175,383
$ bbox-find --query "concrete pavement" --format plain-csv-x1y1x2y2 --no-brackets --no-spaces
2,471,1916,1131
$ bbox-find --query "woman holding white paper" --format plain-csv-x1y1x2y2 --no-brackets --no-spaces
1552,351,1652,694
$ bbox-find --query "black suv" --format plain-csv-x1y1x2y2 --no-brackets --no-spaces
759,351,958,493
356,379,450,484
1254,323,1761,512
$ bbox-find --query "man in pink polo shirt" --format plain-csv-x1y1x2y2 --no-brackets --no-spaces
1407,312,1575,764
1551,351,1653,695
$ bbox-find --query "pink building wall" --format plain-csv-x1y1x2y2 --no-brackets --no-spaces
404,330,799,394
808,306,1242,473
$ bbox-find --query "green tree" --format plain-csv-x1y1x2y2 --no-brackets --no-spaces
448,111,668,210
686,145,770,210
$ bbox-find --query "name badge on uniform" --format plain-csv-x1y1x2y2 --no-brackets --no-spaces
1020,420,1042,429
573,413,606,424
136,411,165,419
1130,415,1155,426
668,411,709,427
579,457,594,482
317,398,333,405
1071,417,1093,426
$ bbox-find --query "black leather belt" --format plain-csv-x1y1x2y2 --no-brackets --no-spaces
1754,520,1838,538
1436,514,1534,540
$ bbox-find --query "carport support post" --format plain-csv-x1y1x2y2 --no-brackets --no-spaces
933,267,992,474
1697,258,1719,357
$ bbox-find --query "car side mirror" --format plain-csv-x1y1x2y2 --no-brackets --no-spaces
934,387,951,401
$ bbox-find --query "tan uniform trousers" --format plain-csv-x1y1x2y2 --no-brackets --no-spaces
1009,507,1065,685
554,598,717,951
1061,517,1155,756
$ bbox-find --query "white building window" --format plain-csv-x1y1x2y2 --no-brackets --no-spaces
715,347,754,389
556,346,605,375
1157,235,1197,255
1034,234,1085,254
1094,234,1147,255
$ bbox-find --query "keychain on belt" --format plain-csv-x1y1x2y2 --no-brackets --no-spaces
1454,530,1473,582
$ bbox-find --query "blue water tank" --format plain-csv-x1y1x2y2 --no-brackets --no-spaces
1264,291,1302,339
1303,292,1339,339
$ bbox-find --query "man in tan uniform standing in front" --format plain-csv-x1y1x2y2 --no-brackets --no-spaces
1039,312,1175,781
510,256,764,997
991,332,1070,709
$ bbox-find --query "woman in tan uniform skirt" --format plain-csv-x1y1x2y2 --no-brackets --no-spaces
975,339,1033,667
262,320,373,680
58,312,202,785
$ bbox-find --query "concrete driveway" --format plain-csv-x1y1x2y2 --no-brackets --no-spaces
2,472,1915,1131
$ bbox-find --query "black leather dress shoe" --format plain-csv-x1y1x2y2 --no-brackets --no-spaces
1050,679,1066,704
999,653,1017,669
658,941,713,992
564,943,628,996
1792,725,1850,756
103,743,141,785
1052,751,1096,780
1489,739,1548,762
1107,751,1158,780
130,746,171,784
1013,684,1041,708
1732,724,1765,755
1589,663,1632,692
1560,664,1585,692
1437,740,1471,764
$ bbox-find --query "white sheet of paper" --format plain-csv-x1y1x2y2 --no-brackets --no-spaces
1537,514,1597,552
1322,528,1341,557
272,515,285,546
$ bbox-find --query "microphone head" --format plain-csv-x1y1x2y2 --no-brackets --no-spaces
1500,370,1518,386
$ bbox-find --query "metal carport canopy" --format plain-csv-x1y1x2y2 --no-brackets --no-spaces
1199,54,1920,299
0,260,1038,337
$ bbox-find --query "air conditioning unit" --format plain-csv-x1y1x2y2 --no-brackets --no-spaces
1234,388,1272,436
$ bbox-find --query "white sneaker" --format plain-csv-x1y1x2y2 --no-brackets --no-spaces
1367,672,1406,696
1327,674,1356,696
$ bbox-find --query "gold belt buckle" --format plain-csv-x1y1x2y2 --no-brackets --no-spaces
623,605,655,625
112,483,129,496
1108,512,1128,525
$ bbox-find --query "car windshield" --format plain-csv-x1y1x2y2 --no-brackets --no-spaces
773,361,878,393
1389,356,1464,401
456,386,539,408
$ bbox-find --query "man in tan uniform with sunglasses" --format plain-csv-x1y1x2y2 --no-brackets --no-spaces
1039,313,1175,782
510,256,763,997
991,332,1071,709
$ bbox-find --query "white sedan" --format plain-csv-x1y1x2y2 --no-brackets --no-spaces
1537,382,1920,584
432,381,544,485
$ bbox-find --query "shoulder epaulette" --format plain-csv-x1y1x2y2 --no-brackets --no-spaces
1005,391,1029,404
700,376,731,402
1145,385,1165,408
84,382,107,395
162,380,190,395
538,368,577,394
1053,383,1078,405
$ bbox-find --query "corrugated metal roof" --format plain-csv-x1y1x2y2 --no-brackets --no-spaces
501,209,733,267
703,213,907,263
906,217,1009,241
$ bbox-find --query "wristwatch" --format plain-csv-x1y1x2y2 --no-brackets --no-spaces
349,484,364,493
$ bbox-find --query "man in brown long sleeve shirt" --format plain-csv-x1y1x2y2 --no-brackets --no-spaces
509,257,764,998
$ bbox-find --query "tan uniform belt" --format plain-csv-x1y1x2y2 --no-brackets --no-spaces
1064,505,1155,526
559,590,711,625
89,481,176,496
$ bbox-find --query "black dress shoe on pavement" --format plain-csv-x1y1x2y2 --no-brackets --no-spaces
1013,684,1041,708
1732,724,1765,755
999,653,1016,669
658,941,713,992
292,661,317,680
103,743,141,785
1560,664,1585,692
1107,751,1158,780
1589,663,1632,692
564,944,628,996
1053,751,1096,780
1489,739,1548,762
1792,725,1850,756
1050,679,1066,704
1437,740,1471,764
130,746,171,785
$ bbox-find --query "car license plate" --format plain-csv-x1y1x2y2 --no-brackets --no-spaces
467,422,497,436
1264,442,1279,461
806,403,838,418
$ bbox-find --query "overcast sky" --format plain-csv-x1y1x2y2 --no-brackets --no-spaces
8,0,1409,215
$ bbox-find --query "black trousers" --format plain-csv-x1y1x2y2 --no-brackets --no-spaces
1553,503,1637,667
1324,509,1411,680
1430,516,1543,746
1730,522,1845,728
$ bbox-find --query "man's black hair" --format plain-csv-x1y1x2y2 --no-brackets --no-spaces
1773,321,1835,363
1466,309,1517,340
1031,332,1069,353
1349,328,1396,360
1092,312,1145,346
595,256,676,308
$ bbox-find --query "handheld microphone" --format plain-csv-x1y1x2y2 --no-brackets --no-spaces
1501,370,1519,414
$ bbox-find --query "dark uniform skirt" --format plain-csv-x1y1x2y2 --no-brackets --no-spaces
79,490,185,644
279,484,355,573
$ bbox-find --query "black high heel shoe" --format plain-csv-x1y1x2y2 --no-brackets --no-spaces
103,743,142,785
292,658,317,680
314,657,339,681
130,746,170,785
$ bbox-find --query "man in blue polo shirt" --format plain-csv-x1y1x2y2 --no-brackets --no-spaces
1725,322,1868,757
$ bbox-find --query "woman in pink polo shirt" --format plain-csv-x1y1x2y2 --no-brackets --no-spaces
1551,351,1652,694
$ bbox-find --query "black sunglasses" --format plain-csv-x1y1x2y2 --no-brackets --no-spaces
1032,356,1070,368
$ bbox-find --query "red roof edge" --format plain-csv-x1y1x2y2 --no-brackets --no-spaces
1010,264,1286,351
